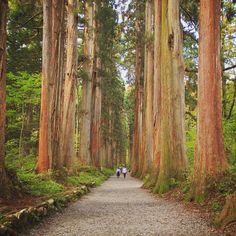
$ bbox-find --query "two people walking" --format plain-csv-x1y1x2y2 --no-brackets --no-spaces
116,166,128,178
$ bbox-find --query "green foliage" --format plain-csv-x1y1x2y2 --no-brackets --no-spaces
7,72,41,106
5,154,36,172
211,201,222,212
186,126,196,168
6,155,64,196
6,154,113,197
6,72,41,158
0,213,3,222
78,68,90,82
206,172,236,197
224,117,236,166
124,86,135,144
223,82,236,168
67,168,113,187
19,172,64,196
100,168,114,176
7,0,42,73
94,1,129,162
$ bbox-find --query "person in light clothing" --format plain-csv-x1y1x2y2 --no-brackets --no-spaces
122,166,128,179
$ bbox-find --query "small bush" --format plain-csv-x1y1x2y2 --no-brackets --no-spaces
18,172,64,196
67,168,113,187
206,171,236,197
186,126,196,168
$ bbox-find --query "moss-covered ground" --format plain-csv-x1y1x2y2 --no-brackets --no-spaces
0,155,114,220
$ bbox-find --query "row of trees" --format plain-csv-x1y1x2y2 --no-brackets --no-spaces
1,0,235,200
130,0,230,199
0,0,128,197
80,0,127,169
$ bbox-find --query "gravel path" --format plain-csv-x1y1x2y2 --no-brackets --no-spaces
24,175,219,236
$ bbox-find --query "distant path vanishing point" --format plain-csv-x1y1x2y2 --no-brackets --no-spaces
24,175,219,236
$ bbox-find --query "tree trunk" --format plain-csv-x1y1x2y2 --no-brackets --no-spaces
61,0,78,170
0,0,11,198
79,0,95,166
152,0,162,176
37,0,66,172
137,88,144,177
131,21,142,175
91,1,102,168
193,0,228,200
91,64,102,168
154,0,187,193
106,106,113,168
142,0,154,177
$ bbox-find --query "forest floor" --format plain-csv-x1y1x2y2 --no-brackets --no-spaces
22,175,225,236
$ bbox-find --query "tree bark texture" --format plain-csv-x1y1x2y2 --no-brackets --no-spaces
79,0,95,166
142,0,154,177
131,21,142,175
91,0,102,168
0,0,11,197
37,0,66,172
193,0,228,199
91,55,102,167
137,88,144,177
154,0,187,193
61,0,78,170
153,0,162,175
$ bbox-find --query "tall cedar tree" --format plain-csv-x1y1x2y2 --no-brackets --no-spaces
154,0,187,193
37,0,66,172
79,0,95,166
91,0,102,167
193,0,229,200
61,0,78,169
152,0,162,177
131,1,143,175
141,0,154,178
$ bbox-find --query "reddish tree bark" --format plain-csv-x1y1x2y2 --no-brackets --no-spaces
61,0,78,170
152,0,162,176
79,0,95,166
141,0,154,178
193,0,229,200
0,0,11,197
154,0,187,193
37,0,66,172
131,21,142,175
91,56,102,167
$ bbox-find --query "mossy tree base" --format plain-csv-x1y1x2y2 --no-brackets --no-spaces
153,175,171,194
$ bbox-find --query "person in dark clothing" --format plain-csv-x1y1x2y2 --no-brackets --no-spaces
116,168,121,178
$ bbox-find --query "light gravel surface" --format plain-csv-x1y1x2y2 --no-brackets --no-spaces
23,175,220,236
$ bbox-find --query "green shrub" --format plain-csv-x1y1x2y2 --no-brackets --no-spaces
224,116,236,167
5,154,36,172
5,153,113,196
67,168,113,187
101,168,114,177
18,172,64,196
186,126,196,168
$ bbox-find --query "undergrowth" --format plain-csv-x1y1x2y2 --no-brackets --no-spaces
4,155,114,197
